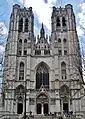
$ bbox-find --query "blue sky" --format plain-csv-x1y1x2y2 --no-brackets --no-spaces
0,0,85,54
0,0,84,35
0,0,85,82
0,0,84,38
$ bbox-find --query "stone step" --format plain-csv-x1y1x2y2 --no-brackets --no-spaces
0,114,81,119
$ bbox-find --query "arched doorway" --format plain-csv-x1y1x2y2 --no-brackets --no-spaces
44,103,48,114
63,97,69,114
15,85,24,114
17,96,23,114
36,62,49,89
37,103,41,114
36,93,49,115
60,85,70,114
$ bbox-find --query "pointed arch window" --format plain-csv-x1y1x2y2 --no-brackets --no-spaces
18,39,22,55
25,18,28,32
19,39,22,48
62,17,66,26
19,39,22,43
63,38,67,43
58,38,61,48
61,62,66,79
58,38,61,43
56,17,60,26
24,39,27,43
63,38,67,49
24,39,27,55
19,62,24,80
35,50,41,55
36,63,49,89
19,18,23,32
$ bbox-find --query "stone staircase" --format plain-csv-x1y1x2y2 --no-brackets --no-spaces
0,114,82,119
30,115,80,119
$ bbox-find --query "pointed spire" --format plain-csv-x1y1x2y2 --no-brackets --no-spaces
42,23,43,28
40,23,45,38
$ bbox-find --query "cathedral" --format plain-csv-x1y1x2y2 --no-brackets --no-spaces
0,3,85,119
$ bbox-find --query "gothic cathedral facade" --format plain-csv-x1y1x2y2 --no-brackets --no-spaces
1,4,85,118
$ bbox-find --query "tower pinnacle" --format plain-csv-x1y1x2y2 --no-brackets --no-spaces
40,23,45,38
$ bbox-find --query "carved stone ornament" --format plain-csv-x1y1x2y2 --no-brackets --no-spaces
29,98,35,105
50,98,56,105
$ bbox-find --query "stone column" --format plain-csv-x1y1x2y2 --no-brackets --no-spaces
61,100,63,114
41,104,44,115
68,99,70,112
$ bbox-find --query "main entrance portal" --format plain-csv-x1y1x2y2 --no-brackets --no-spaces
36,93,49,114
37,103,48,114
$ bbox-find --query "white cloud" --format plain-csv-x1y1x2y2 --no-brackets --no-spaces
77,1,85,82
0,45,5,54
18,0,23,4
77,2,85,36
0,22,8,37
0,22,7,58
18,0,56,31
77,26,84,37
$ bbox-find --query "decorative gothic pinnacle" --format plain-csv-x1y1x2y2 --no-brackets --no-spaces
40,23,45,38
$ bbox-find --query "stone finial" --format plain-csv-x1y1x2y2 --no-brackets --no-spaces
34,36,36,42
65,4,73,9
29,7,32,11
37,35,39,39
53,6,56,12
13,4,20,9
49,36,51,42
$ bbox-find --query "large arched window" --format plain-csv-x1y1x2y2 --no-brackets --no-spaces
61,62,66,79
18,18,23,32
24,18,28,32
19,62,24,80
36,63,49,89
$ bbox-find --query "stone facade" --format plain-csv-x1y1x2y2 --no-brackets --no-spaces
1,4,85,119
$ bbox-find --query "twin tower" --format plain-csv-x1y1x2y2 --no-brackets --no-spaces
1,4,85,119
